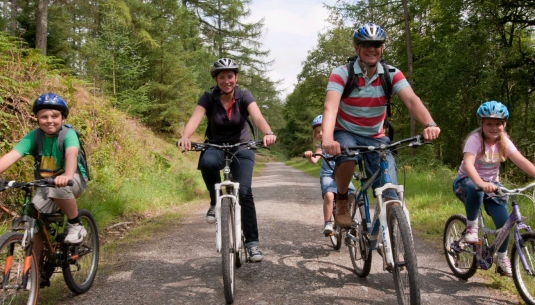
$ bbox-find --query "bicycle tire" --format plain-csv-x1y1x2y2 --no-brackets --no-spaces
388,205,420,305
512,232,535,305
62,209,99,294
348,200,372,277
329,200,342,250
443,214,477,279
221,198,236,304
0,232,38,305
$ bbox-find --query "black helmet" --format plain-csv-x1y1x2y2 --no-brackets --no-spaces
32,93,69,118
353,23,386,45
210,58,239,77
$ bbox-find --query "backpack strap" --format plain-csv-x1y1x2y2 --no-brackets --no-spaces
379,62,395,140
33,128,44,179
341,57,358,100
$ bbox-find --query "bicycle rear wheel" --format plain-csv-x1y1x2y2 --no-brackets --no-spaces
221,198,236,304
443,214,477,279
0,232,38,305
62,209,99,294
329,200,342,250
512,232,535,305
388,205,420,305
348,200,371,277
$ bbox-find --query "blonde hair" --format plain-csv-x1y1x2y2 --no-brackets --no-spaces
463,120,508,162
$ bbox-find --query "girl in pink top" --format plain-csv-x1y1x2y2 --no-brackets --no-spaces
453,101,535,277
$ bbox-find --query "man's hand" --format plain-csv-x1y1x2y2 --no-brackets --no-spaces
422,126,441,141
322,139,341,156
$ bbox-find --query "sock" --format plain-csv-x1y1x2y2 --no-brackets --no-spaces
68,216,80,224
498,251,508,259
467,219,478,228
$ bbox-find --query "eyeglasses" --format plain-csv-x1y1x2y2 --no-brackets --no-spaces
359,41,383,49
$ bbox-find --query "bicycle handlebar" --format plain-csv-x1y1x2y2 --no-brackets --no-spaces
340,134,430,156
0,178,74,191
475,182,535,196
185,140,268,152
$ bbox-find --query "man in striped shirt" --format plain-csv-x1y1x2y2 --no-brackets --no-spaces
322,23,441,227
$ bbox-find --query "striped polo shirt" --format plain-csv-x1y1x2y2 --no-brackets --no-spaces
326,59,410,138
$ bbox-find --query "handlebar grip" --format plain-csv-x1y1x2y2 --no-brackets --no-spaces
67,180,74,186
43,178,74,186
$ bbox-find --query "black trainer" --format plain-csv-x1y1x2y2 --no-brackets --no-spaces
248,245,263,262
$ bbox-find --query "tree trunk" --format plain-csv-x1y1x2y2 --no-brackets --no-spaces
402,0,416,155
35,0,49,55
10,0,18,35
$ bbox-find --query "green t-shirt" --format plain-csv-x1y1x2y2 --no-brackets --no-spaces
14,128,88,179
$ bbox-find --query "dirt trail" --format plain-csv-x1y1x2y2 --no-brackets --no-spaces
59,162,520,304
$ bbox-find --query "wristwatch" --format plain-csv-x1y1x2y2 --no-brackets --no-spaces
425,122,438,128
265,131,275,135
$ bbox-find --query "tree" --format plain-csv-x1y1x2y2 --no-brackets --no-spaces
35,0,48,54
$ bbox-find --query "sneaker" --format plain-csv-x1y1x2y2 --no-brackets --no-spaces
323,222,334,236
497,256,513,277
335,200,352,228
464,226,478,244
206,205,216,224
248,245,263,262
64,223,87,244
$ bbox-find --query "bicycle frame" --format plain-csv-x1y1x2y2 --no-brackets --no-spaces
214,149,242,253
350,150,410,270
451,193,534,273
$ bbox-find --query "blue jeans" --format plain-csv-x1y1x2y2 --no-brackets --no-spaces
334,130,398,199
198,148,258,244
452,176,510,253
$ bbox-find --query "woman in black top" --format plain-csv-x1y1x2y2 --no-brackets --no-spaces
177,58,276,262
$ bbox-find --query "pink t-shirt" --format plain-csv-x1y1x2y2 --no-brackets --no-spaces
457,132,517,182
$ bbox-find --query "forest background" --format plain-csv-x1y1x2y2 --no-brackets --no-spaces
0,0,534,228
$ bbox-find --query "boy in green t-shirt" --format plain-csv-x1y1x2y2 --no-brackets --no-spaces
0,93,88,253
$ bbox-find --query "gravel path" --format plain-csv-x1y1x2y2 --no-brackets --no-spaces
59,162,521,304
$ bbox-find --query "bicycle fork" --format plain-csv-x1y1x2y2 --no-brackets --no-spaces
214,181,241,253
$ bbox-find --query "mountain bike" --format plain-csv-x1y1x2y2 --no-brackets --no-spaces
0,178,99,305
318,135,429,305
186,140,267,304
444,182,535,305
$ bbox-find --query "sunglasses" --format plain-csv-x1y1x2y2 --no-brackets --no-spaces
359,41,383,49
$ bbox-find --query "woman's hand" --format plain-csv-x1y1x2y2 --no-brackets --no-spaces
477,181,497,193
177,137,192,151
263,134,276,147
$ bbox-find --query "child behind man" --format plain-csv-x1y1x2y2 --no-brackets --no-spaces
304,115,356,235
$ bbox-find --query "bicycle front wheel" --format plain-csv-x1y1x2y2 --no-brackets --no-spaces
221,198,236,304
388,205,420,305
0,232,38,305
443,214,477,279
62,209,99,294
349,200,371,277
512,232,535,305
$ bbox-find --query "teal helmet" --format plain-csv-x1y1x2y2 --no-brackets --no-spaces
477,101,509,121
311,115,322,129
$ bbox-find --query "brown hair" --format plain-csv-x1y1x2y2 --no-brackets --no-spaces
463,120,508,162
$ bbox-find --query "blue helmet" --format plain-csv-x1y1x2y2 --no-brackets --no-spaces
353,23,386,45
32,93,69,118
311,115,322,129
477,101,509,121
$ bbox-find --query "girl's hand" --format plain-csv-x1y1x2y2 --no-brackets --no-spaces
177,137,191,151
478,181,497,193
304,151,313,159
263,134,277,147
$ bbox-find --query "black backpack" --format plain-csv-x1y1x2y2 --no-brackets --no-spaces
204,86,255,139
33,124,91,180
342,56,395,140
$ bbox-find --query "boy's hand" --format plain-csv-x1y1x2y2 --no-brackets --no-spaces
54,175,73,187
